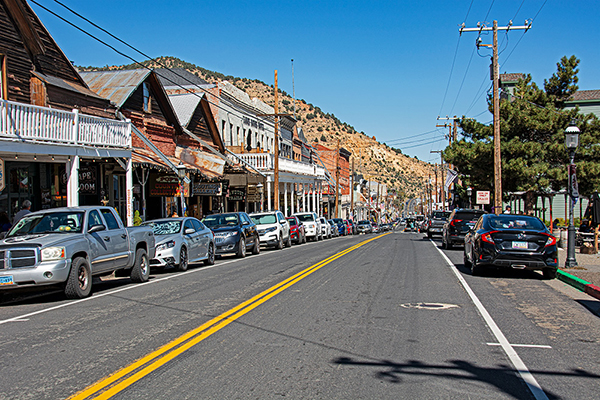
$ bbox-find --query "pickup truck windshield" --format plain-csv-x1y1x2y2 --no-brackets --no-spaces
7,212,85,237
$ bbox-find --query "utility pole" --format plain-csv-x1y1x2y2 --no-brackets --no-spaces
460,20,532,214
350,158,355,218
335,139,340,218
437,116,459,206
257,70,292,212
431,150,444,209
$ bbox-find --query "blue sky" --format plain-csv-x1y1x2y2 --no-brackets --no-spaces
30,0,600,164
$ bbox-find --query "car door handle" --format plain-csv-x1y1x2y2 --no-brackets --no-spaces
103,236,110,242
121,234,127,239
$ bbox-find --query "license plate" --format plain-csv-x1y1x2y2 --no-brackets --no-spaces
512,241,528,249
0,275,14,286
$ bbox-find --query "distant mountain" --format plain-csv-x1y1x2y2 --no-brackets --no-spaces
79,56,434,201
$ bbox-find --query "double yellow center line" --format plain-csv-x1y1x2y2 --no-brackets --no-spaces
70,234,387,399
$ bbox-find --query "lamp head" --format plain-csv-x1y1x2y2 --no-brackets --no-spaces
565,120,580,150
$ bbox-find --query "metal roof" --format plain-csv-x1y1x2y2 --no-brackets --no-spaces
80,69,152,109
168,93,205,128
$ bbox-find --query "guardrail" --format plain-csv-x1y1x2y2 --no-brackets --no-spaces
0,99,131,149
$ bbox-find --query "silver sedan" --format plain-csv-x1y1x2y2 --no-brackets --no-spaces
143,217,215,271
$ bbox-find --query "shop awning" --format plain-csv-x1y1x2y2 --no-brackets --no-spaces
132,148,221,180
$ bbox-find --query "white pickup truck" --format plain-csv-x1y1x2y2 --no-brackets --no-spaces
0,206,155,300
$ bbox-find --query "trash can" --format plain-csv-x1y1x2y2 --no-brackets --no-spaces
559,228,568,249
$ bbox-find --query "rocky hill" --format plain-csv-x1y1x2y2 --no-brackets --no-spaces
80,56,434,199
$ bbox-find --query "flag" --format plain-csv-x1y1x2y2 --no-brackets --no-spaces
444,169,458,191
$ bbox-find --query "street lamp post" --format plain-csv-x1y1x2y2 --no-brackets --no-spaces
565,120,580,268
467,187,473,209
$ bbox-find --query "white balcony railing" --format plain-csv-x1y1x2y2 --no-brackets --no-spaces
234,152,326,178
0,99,131,149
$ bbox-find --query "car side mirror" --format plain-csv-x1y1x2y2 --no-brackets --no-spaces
243,221,250,226
88,224,106,233
184,228,195,235
280,219,287,224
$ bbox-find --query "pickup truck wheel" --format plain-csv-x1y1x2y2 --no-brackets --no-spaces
237,237,246,258
64,257,92,299
177,247,189,272
130,248,149,283
204,243,215,266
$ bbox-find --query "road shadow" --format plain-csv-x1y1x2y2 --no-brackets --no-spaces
332,356,599,399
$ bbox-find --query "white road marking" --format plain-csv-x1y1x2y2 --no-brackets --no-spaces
432,240,550,400
487,343,552,349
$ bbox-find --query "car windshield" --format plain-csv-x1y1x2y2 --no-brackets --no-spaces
358,220,370,225
7,211,85,237
143,220,182,235
332,218,343,224
296,214,314,222
488,215,546,230
286,218,297,226
432,211,450,219
203,214,239,228
251,214,277,225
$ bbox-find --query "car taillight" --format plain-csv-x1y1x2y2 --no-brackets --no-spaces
481,231,497,244
450,219,462,226
542,233,557,247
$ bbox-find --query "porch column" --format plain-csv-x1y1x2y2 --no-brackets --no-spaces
267,179,272,211
66,156,80,207
302,184,306,212
312,184,316,213
291,183,295,215
126,158,133,226
284,182,288,216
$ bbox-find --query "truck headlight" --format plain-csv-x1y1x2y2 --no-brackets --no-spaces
41,247,66,261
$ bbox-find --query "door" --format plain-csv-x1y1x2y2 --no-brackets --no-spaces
182,218,200,261
192,219,210,259
86,210,114,273
100,208,130,268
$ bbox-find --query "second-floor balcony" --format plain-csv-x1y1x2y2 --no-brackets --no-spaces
233,152,326,179
0,99,131,149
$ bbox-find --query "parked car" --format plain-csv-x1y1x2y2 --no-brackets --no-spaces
404,217,416,232
463,213,558,279
348,220,357,234
371,223,380,233
287,216,306,244
327,219,340,237
319,217,332,239
442,208,486,249
426,210,451,238
356,220,373,234
143,217,214,272
0,206,155,299
293,212,322,241
380,223,393,232
203,212,260,258
331,218,347,236
250,211,291,249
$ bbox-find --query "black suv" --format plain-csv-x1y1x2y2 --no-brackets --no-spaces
442,209,486,249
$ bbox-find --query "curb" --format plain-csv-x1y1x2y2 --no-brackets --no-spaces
557,270,600,301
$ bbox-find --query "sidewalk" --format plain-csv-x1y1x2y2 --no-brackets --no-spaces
557,248,600,299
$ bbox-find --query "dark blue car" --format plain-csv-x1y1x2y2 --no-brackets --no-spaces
203,212,260,258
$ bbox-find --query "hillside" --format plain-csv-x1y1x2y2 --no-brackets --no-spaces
80,56,434,199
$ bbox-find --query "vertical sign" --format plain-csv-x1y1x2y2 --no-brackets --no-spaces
0,158,4,192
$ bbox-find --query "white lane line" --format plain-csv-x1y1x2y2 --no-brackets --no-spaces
487,343,552,349
432,241,549,400
0,258,239,326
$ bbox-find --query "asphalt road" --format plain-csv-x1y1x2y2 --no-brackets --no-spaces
1,230,599,399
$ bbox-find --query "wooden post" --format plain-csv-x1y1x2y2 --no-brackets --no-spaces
273,70,280,211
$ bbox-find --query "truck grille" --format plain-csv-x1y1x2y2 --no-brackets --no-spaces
0,249,38,269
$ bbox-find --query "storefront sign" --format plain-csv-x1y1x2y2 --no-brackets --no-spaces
193,182,222,196
0,158,4,192
229,188,246,202
150,174,179,197
476,191,490,205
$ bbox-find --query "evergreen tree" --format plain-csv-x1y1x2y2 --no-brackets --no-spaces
443,56,600,214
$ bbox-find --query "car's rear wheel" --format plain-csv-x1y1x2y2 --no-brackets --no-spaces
252,236,260,254
286,234,292,247
131,248,150,282
463,251,472,268
471,259,483,276
204,243,215,266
